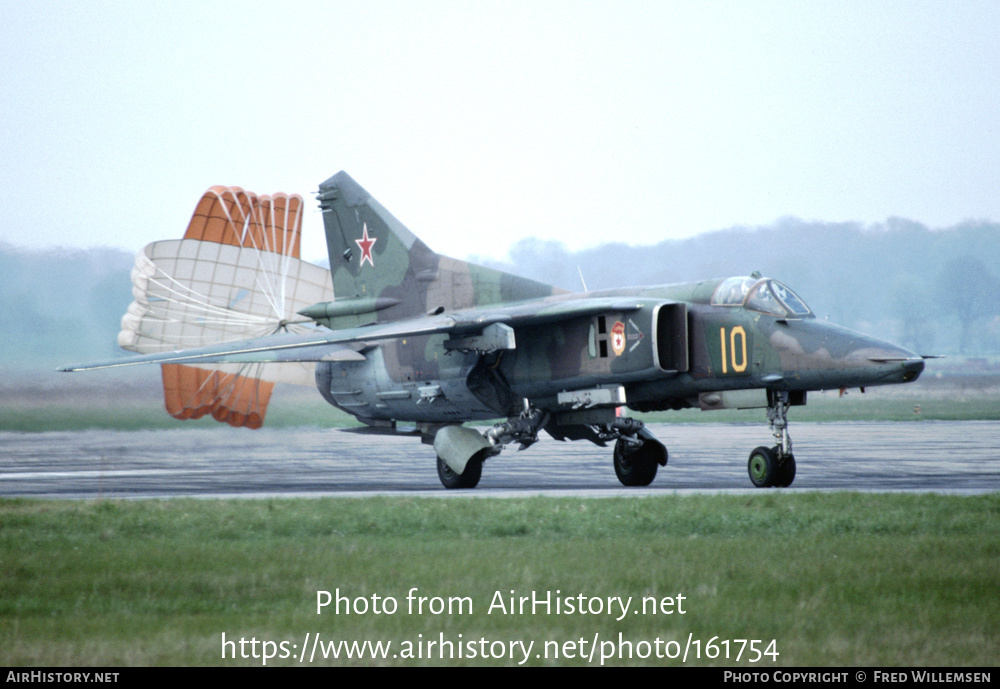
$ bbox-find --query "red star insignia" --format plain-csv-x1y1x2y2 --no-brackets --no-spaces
355,223,376,268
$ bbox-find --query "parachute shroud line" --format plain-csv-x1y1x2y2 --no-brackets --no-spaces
119,186,334,428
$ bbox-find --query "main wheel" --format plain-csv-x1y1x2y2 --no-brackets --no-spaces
747,445,778,487
613,439,659,487
437,454,483,489
773,452,796,488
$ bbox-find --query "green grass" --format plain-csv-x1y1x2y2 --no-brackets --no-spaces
2,494,998,666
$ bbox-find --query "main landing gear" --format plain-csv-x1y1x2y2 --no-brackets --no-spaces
608,418,668,487
436,453,483,489
613,438,660,487
433,406,668,489
747,391,796,488
433,407,549,490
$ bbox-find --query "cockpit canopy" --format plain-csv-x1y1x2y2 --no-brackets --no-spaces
711,276,812,317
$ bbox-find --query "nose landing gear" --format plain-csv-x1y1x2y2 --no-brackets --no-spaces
747,391,796,488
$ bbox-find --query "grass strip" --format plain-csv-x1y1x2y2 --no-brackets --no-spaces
2,493,998,666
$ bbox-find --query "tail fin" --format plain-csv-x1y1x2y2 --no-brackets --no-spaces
317,171,563,327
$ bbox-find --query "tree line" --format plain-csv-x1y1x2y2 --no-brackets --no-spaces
1,217,997,372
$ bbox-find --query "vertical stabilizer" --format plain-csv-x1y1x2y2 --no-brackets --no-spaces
316,171,562,327
318,171,438,310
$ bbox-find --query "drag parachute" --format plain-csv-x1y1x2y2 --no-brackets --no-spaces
119,186,333,428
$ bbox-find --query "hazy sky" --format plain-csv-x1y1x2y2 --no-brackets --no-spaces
2,0,999,263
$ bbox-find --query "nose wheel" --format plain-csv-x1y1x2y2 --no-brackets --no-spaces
747,446,796,487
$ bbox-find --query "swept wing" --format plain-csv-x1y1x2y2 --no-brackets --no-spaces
59,295,653,371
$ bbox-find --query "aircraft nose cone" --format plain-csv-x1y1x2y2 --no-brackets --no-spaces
866,346,925,384
901,356,925,382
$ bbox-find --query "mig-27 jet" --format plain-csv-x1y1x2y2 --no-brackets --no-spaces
60,171,927,489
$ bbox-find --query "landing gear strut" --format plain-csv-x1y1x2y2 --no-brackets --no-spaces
747,391,796,488
433,406,549,490
484,406,549,451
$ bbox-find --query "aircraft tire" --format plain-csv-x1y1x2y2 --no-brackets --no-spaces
748,446,778,487
437,454,483,489
613,439,658,487
772,451,796,488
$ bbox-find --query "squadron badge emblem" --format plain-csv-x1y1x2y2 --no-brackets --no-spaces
611,320,626,356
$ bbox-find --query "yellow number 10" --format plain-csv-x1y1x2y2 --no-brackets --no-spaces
719,326,748,374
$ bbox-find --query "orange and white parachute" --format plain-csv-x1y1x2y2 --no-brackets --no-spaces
119,186,333,428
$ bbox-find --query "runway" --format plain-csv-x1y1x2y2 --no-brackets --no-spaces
1,421,997,499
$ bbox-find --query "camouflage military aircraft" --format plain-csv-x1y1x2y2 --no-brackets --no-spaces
61,171,927,489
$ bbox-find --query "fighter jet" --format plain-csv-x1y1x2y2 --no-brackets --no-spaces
60,171,927,489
